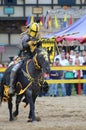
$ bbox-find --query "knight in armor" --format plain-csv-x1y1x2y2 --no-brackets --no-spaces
9,22,41,94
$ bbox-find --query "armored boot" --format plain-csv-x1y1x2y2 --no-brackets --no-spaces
9,71,16,95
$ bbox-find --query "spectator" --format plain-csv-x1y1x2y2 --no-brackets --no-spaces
0,64,3,67
81,50,86,63
81,50,86,58
66,52,70,61
54,51,61,62
73,50,83,65
3,62,8,67
49,62,58,97
50,58,63,96
54,58,65,96
58,50,68,96
82,55,86,95
74,59,83,94
70,50,75,59
64,58,74,96
59,50,69,66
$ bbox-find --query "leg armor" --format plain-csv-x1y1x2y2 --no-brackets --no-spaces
9,60,23,94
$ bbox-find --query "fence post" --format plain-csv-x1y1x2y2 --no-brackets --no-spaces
78,70,81,94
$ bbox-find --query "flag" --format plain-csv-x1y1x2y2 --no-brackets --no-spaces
44,11,50,29
69,15,73,25
30,16,34,24
44,15,49,28
25,16,30,26
63,15,67,28
40,16,43,26
42,16,45,26
54,15,58,28
48,16,52,28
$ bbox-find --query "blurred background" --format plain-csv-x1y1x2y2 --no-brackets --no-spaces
0,0,86,63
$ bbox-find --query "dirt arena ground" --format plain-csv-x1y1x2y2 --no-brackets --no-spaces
0,95,86,130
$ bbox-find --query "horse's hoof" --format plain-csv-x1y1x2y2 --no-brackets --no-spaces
13,112,18,117
27,117,41,123
36,116,41,121
24,104,28,108
9,118,14,121
13,116,18,120
27,119,37,123
27,118,32,122
32,120,37,123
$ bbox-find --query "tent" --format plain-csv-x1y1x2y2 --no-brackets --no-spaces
43,15,86,43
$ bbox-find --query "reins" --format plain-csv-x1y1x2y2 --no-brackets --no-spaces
33,53,41,69
18,81,32,95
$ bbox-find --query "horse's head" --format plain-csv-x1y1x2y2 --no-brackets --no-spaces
34,48,50,74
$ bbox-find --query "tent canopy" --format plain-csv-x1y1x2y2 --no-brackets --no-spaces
43,15,86,43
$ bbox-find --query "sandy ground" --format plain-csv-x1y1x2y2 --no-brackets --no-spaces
0,95,86,130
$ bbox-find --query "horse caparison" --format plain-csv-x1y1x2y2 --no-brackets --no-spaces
0,48,50,122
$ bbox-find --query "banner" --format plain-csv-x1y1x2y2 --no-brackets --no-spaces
26,16,30,26
54,15,58,28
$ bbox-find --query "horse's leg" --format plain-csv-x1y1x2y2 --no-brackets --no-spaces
8,96,14,121
28,93,41,122
32,94,41,121
28,94,36,119
26,89,36,122
13,95,23,118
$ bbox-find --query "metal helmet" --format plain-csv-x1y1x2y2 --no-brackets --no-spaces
29,22,40,38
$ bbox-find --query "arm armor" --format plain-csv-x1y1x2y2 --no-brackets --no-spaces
22,42,29,50
22,37,39,50
22,35,30,50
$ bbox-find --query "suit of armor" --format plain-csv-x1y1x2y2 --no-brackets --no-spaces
9,22,40,94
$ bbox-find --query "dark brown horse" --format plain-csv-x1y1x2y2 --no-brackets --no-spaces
0,48,50,122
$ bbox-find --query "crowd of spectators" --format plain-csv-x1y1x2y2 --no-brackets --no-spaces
46,48,86,97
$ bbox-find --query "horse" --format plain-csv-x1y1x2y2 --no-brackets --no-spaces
0,47,50,122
